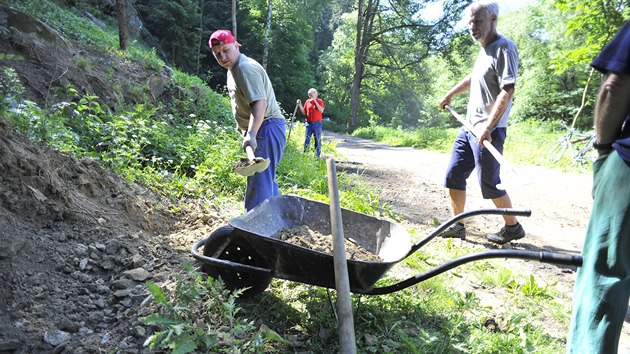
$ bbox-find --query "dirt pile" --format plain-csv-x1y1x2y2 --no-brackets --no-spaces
0,5,225,353
0,113,182,353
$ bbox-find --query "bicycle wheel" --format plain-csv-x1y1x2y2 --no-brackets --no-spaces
574,137,596,166
541,138,570,165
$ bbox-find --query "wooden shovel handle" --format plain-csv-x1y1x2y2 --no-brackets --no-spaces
444,105,509,167
245,145,256,161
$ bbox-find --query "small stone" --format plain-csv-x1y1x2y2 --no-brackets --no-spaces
134,326,146,337
113,289,133,298
123,268,151,281
105,240,121,255
43,330,71,346
79,258,89,270
111,278,138,290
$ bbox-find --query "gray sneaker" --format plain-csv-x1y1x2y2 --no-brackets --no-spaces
439,222,466,239
486,223,525,244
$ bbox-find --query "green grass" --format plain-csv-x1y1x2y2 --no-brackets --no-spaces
238,237,571,353
352,120,594,174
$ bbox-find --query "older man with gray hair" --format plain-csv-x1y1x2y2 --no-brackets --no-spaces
297,88,325,158
438,1,524,244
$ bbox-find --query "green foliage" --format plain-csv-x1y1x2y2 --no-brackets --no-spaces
135,0,201,73
3,81,246,201
496,3,599,127
10,0,166,71
141,264,281,353
552,0,628,72
353,125,453,151
0,67,24,112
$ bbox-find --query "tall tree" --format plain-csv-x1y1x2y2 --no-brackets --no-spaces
117,0,128,51
324,0,471,129
262,0,272,70
232,0,238,39
348,0,376,130
197,0,205,74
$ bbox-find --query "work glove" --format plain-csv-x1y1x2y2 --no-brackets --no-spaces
242,131,257,150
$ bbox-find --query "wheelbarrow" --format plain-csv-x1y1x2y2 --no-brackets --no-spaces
191,195,582,297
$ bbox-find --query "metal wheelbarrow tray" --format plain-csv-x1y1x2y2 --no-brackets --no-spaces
191,195,582,296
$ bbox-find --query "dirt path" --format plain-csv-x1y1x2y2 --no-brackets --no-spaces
323,130,630,352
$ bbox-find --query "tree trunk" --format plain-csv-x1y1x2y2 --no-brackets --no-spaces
232,0,238,40
116,0,128,51
349,0,376,130
262,0,273,70
197,0,204,75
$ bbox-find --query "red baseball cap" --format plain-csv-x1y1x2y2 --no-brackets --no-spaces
209,30,238,48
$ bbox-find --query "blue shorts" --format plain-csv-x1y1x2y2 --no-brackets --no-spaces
444,127,507,199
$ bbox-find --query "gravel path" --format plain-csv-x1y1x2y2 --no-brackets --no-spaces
323,130,630,352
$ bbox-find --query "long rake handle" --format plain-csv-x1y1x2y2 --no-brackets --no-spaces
444,105,510,168
287,102,299,141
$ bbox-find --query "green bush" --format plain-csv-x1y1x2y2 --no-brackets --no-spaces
141,264,285,353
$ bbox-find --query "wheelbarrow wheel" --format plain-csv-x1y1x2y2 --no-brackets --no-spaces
202,225,273,297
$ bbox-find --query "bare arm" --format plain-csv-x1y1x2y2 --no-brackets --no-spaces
313,99,324,113
248,100,267,134
594,72,630,150
478,84,515,145
439,75,472,109
297,99,305,115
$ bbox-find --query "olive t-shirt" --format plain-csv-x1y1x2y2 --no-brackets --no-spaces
227,54,284,131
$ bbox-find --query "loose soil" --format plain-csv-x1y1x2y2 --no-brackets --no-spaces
277,225,382,262
322,131,630,352
0,118,240,353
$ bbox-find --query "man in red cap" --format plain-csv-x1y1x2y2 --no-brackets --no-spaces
209,29,286,211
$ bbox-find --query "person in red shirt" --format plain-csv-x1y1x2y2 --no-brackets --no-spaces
297,88,325,157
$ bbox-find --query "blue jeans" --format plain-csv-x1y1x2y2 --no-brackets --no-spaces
245,118,286,211
444,127,507,199
304,120,323,157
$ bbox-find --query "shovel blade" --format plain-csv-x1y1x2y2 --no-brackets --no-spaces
233,157,270,177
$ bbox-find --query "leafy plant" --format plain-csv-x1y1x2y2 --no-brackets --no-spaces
0,67,24,112
141,264,283,353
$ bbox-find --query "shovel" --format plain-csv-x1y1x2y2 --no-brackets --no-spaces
445,105,531,190
233,145,270,177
